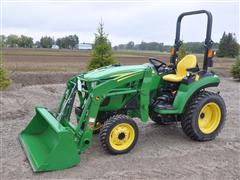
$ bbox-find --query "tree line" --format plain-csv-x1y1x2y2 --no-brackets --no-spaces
114,41,171,52
0,34,79,49
114,41,219,54
114,32,239,58
0,32,239,58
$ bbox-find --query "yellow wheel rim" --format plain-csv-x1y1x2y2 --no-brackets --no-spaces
198,102,221,134
109,123,135,151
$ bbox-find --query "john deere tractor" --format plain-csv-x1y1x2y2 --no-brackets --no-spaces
19,10,226,172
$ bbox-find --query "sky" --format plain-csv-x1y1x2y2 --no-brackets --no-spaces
1,0,239,46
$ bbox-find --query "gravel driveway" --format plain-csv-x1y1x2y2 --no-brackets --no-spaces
0,78,239,180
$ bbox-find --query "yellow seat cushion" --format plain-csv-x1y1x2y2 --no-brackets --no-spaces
162,74,184,82
163,54,197,83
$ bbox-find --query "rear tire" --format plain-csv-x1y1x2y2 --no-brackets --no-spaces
181,91,226,141
100,114,138,154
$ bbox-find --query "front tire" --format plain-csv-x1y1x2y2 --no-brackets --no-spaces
100,115,139,154
181,91,226,141
93,110,127,134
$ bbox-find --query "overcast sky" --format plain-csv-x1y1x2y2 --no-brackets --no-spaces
1,1,239,45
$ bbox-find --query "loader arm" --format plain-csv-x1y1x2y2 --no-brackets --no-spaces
19,67,153,172
74,67,152,153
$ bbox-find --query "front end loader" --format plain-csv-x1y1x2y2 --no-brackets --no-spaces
19,10,226,172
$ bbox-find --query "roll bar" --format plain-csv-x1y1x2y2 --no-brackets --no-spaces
170,10,214,71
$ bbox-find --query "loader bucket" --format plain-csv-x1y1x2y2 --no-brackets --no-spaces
19,107,80,172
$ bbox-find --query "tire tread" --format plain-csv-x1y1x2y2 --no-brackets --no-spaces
181,90,226,141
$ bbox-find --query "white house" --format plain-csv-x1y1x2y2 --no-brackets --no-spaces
52,45,59,49
78,43,92,50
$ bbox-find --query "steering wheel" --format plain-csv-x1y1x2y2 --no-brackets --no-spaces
149,57,167,71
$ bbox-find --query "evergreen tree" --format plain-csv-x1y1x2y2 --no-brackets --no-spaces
231,56,240,80
87,22,116,70
177,44,188,61
217,32,239,58
0,50,11,90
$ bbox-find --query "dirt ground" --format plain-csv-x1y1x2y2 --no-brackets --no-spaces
0,77,239,180
4,48,160,73
4,48,235,85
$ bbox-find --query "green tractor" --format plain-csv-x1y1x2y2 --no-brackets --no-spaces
19,10,226,172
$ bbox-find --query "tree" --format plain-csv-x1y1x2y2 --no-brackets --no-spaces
0,35,7,47
217,32,239,58
184,42,204,53
115,44,127,50
231,56,240,80
0,50,11,90
139,41,147,50
56,35,79,49
40,36,54,48
126,41,134,50
87,22,116,70
177,44,188,61
35,41,41,48
68,35,79,49
115,41,164,52
56,37,69,49
6,34,18,47
56,38,63,48
17,35,33,48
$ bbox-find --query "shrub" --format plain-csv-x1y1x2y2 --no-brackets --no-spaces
0,51,11,90
231,56,240,80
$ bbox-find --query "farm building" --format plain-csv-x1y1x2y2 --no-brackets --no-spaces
78,43,92,50
52,45,59,49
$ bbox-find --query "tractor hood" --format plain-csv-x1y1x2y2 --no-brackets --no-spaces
83,64,149,80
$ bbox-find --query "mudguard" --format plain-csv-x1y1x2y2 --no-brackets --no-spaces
155,75,220,114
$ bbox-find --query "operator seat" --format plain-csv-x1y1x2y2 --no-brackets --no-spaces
163,55,197,82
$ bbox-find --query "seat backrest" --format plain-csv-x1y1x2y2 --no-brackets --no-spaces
176,55,197,77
